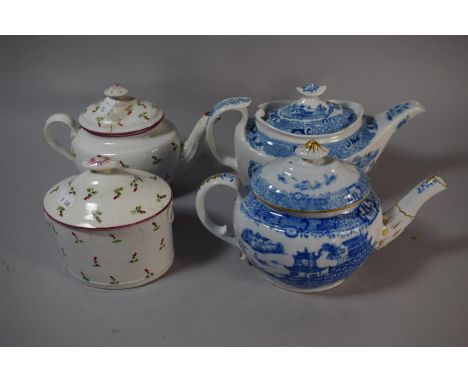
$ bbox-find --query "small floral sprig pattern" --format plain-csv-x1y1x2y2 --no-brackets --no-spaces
156,194,167,202
96,116,104,127
57,206,65,217
72,232,84,243
49,186,59,195
138,112,149,121
137,99,147,109
109,234,122,243
171,142,178,151
109,276,119,285
92,256,101,267
92,210,103,223
48,222,58,235
152,156,162,165
145,268,154,279
113,187,123,200
81,272,90,282
159,238,166,250
152,222,160,231
84,187,97,200
131,205,146,214
130,176,143,192
119,160,130,168
129,252,138,263
69,186,76,195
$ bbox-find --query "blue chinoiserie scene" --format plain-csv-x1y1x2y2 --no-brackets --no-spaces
196,139,447,293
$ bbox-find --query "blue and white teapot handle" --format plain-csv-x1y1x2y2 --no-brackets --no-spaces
195,172,244,249
205,97,251,172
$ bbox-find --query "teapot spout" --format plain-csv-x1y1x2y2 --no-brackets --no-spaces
376,98,425,139
347,100,426,173
376,175,447,249
179,113,210,169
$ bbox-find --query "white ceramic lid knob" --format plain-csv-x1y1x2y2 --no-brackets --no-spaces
104,82,129,98
295,140,330,162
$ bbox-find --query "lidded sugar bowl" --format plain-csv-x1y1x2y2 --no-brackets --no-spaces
205,82,425,184
196,141,446,292
44,155,174,289
44,83,209,182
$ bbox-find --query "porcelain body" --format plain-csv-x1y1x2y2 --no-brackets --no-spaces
43,156,174,289
205,83,425,185
44,83,208,182
196,142,446,292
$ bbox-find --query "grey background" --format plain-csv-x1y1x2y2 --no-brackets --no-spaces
0,36,467,346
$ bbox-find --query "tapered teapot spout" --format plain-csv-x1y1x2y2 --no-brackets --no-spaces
376,175,447,249
373,99,426,149
179,113,210,170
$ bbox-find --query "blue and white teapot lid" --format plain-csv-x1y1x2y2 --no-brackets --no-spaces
250,140,372,213
264,83,358,136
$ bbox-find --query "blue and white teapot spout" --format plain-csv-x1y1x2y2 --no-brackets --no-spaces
204,82,426,185
196,140,446,293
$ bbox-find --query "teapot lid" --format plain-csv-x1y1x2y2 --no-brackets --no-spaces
78,83,164,137
43,155,172,229
250,140,372,213
264,83,358,136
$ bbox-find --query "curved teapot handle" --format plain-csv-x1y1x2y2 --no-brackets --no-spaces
205,97,251,172
195,172,243,249
44,113,79,161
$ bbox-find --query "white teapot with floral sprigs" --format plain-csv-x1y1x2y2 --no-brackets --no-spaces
44,83,209,182
205,82,426,184
196,140,447,293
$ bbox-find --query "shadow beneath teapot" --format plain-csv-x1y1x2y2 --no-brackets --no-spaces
171,150,225,199
168,208,224,275
322,223,468,297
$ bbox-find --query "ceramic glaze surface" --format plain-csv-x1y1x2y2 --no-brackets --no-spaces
250,142,372,212
45,205,174,289
43,159,175,289
264,83,358,135
205,82,426,185
196,141,446,293
234,192,381,290
44,84,209,182
43,156,171,229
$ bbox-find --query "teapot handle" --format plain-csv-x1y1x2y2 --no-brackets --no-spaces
205,97,251,172
44,113,79,161
195,172,243,249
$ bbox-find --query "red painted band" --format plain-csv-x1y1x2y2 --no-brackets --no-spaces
81,114,164,138
43,196,173,231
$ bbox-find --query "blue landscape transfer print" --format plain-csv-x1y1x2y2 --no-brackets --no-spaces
241,227,374,289
251,172,372,212
245,115,379,171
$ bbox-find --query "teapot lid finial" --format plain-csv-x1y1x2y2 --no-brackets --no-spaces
104,83,129,98
295,140,330,162
296,82,327,98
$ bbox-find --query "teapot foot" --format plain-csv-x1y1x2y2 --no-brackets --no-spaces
261,273,344,293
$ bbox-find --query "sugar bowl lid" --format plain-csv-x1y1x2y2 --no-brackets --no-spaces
250,140,372,213
43,156,172,229
78,83,164,137
264,83,358,136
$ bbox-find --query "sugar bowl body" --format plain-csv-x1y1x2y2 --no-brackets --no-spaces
43,156,174,289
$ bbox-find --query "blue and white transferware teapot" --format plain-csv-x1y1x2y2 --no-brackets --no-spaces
196,140,446,292
205,83,425,185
